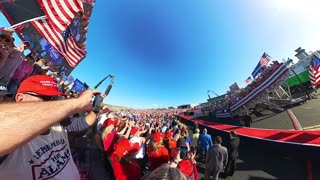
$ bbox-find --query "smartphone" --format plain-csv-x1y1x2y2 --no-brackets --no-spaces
92,95,103,108
180,146,188,154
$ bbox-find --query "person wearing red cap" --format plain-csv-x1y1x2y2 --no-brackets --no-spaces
129,126,148,173
0,75,104,180
110,139,141,180
147,132,170,170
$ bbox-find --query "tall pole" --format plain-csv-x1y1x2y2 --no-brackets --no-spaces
208,90,219,97
93,74,114,90
8,15,47,30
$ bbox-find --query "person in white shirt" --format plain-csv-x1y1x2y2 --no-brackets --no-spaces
0,75,102,180
129,126,148,173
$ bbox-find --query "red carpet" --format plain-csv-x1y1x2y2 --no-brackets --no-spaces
179,115,320,146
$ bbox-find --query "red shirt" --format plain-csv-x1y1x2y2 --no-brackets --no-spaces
110,153,141,180
103,131,120,156
177,159,199,180
147,146,169,170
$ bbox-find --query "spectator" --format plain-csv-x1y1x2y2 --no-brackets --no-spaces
110,139,141,180
223,131,240,178
144,163,187,180
198,128,213,162
177,146,198,180
163,131,177,160
130,126,148,173
147,132,170,170
242,112,253,127
191,128,200,154
30,58,50,75
0,75,103,179
204,136,228,180
0,29,25,96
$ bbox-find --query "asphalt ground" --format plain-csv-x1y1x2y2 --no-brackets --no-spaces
186,119,308,180
190,98,320,180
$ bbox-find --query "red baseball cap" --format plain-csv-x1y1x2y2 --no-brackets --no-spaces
102,118,119,128
114,139,140,159
17,75,65,96
131,127,139,135
153,132,163,143
165,132,172,139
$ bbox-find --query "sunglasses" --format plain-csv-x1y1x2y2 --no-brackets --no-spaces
24,93,65,101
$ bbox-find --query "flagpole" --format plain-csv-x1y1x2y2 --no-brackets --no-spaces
7,15,47,30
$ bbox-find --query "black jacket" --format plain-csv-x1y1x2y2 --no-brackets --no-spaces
228,137,240,159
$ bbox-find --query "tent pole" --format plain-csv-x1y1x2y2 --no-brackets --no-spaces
7,15,47,30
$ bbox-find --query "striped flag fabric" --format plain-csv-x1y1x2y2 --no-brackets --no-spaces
245,76,252,84
38,0,83,33
31,19,86,67
308,55,320,88
260,52,272,67
251,62,265,79
229,82,239,92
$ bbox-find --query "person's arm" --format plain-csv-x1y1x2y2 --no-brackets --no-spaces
117,120,128,135
224,149,228,168
122,121,134,139
63,116,90,132
0,90,98,156
205,149,210,164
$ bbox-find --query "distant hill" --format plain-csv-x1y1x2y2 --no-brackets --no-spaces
103,104,129,110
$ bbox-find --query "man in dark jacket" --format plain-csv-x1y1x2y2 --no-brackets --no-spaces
223,131,240,177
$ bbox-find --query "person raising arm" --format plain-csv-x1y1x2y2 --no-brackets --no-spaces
0,89,98,157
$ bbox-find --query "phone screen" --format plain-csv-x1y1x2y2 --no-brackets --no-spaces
180,146,188,153
92,95,103,108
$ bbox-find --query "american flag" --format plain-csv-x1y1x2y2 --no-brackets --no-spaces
229,82,239,92
309,55,320,88
260,52,271,67
31,19,86,67
38,0,83,33
244,76,252,84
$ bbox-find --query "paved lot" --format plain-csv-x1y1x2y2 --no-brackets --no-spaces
190,101,320,180
185,125,307,180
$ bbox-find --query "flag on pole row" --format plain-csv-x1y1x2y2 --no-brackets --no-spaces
251,52,272,79
260,52,272,67
38,0,83,33
31,19,86,67
229,82,239,92
244,76,252,84
309,55,320,88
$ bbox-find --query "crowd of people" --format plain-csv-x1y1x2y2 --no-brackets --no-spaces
0,72,241,180
0,13,243,180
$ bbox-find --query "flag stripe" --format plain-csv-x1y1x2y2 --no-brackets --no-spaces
38,0,83,33
309,55,320,88
31,19,85,67
260,52,271,67
59,0,75,20
41,0,65,32
68,0,83,14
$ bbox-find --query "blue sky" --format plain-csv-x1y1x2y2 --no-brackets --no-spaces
1,0,320,108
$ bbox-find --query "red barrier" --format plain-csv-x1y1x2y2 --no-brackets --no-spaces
179,115,320,146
